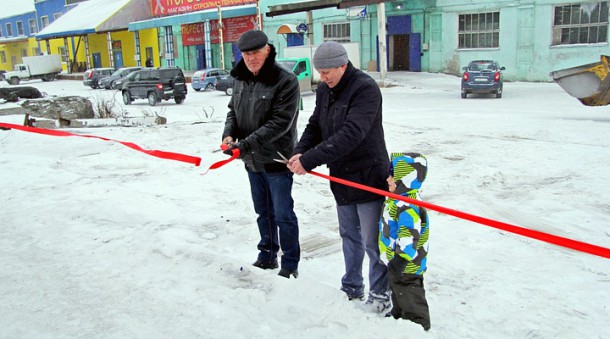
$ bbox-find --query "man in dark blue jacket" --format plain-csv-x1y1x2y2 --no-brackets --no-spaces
222,30,301,279
288,41,390,310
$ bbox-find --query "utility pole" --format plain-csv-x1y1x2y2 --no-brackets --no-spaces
377,2,387,81
217,3,225,69
306,10,313,45
256,1,262,30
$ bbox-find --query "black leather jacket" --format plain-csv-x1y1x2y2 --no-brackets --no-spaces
223,45,300,173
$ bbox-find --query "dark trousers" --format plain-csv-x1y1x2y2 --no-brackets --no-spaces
388,258,431,330
247,170,300,270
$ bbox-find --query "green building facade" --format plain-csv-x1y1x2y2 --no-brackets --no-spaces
262,0,608,81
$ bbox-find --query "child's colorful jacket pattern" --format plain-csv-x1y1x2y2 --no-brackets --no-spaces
379,152,429,275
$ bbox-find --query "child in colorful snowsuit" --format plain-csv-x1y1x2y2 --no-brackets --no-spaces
379,152,431,331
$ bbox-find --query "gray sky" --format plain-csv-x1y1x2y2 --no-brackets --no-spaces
0,0,35,20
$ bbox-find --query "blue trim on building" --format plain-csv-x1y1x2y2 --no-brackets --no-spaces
128,5,257,31
37,28,96,39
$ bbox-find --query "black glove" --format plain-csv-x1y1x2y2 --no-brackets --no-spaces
223,143,241,157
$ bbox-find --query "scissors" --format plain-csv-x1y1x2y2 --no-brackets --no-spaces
273,151,290,164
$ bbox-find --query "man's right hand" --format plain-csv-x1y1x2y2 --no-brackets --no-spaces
288,154,307,175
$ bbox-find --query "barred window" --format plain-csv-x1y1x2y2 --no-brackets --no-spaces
552,2,608,45
41,16,49,29
5,23,13,37
17,21,24,36
29,19,38,35
323,22,350,43
458,12,500,48
1,51,6,63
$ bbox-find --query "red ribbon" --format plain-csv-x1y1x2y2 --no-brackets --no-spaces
201,145,240,175
0,122,201,166
308,170,610,260
3,121,608,259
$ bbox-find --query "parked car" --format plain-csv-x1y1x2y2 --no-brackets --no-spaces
83,68,115,89
191,68,230,91
461,60,505,98
121,67,187,106
215,74,234,96
99,67,142,90
0,70,6,81
112,70,139,90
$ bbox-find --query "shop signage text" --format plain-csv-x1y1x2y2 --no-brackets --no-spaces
151,0,257,17
181,15,258,46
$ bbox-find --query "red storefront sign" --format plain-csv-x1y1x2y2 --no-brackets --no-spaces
181,23,205,46
151,0,257,17
181,15,258,46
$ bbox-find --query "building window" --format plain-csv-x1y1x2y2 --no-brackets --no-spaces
323,22,350,43
21,49,28,57
41,16,49,29
16,21,24,36
29,19,38,34
552,2,608,45
0,25,3,37
1,51,6,63
5,23,13,37
54,13,62,21
32,47,40,55
458,12,500,48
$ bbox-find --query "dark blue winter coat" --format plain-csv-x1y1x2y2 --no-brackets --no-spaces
294,62,389,205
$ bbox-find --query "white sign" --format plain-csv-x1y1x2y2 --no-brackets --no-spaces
347,6,367,19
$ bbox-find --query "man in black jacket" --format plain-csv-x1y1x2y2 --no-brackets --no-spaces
222,30,301,279
288,41,390,310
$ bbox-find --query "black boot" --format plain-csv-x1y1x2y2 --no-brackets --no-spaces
278,268,298,278
252,259,278,270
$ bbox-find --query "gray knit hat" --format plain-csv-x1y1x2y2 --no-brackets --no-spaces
237,30,268,52
313,41,348,69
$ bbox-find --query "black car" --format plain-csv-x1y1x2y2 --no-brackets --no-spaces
461,60,505,98
99,67,142,90
121,67,187,106
215,74,234,95
83,68,115,89
112,70,139,90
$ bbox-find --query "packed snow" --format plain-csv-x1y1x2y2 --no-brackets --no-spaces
1,71,609,338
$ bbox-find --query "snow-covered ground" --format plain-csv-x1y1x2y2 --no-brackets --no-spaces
1,72,609,338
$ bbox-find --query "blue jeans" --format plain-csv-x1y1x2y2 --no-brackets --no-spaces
247,170,300,271
337,199,388,297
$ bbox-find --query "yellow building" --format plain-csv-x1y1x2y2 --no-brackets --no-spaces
35,0,157,72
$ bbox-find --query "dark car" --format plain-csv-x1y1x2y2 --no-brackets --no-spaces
191,68,230,91
83,67,115,89
461,60,505,98
99,67,142,90
215,74,234,95
111,70,139,90
121,67,187,106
